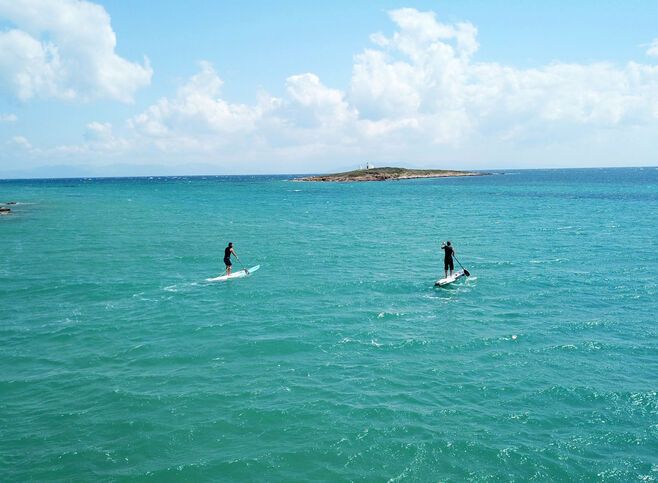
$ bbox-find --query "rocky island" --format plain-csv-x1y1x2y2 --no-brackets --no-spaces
294,167,484,182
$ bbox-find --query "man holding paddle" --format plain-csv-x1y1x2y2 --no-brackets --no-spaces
441,241,455,278
224,242,240,276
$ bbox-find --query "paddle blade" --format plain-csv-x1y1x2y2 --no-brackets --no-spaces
463,269,471,276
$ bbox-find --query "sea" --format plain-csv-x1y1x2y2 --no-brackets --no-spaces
1,168,657,481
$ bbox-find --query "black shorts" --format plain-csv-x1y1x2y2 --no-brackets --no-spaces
224,257,232,267
444,259,454,271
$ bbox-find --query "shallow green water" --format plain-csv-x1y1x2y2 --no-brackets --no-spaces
1,169,657,480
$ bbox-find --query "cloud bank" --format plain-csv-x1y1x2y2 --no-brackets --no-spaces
123,9,658,162
3,7,658,173
0,0,151,102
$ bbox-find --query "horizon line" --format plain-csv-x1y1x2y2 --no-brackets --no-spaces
1,165,657,182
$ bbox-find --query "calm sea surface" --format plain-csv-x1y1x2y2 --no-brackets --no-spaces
1,168,657,480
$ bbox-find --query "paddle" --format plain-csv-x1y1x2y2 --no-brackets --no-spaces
236,257,250,275
453,255,470,276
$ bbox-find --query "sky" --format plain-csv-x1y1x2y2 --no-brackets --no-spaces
1,0,658,178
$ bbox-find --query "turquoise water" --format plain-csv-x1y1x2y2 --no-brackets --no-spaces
1,168,657,480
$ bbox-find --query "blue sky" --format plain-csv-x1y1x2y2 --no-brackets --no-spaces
1,0,658,177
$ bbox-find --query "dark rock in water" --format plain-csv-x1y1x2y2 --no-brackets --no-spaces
0,207,11,214
6,201,17,205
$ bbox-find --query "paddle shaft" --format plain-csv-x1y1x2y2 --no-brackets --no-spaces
235,256,249,274
453,255,470,276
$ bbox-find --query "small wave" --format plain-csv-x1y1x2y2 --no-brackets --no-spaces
377,311,402,319
162,281,199,293
529,258,565,264
131,291,161,302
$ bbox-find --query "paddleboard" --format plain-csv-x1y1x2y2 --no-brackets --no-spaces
206,265,260,282
434,269,465,287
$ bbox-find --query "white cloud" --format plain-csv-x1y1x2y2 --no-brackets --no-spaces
11,135,32,149
0,113,17,122
9,8,658,173
348,8,658,146
124,64,362,158
127,61,275,154
128,63,359,151
82,121,130,153
0,0,152,102
285,73,356,128
85,121,113,140
648,39,658,57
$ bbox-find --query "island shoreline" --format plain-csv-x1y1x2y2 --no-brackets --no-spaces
293,167,488,182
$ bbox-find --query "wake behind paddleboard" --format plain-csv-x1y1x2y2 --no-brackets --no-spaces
206,265,260,282
434,269,465,287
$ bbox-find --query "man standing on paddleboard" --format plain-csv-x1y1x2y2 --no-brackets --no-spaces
224,242,240,276
441,241,455,278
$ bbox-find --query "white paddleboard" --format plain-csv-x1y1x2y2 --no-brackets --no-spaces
434,269,465,287
206,265,260,282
